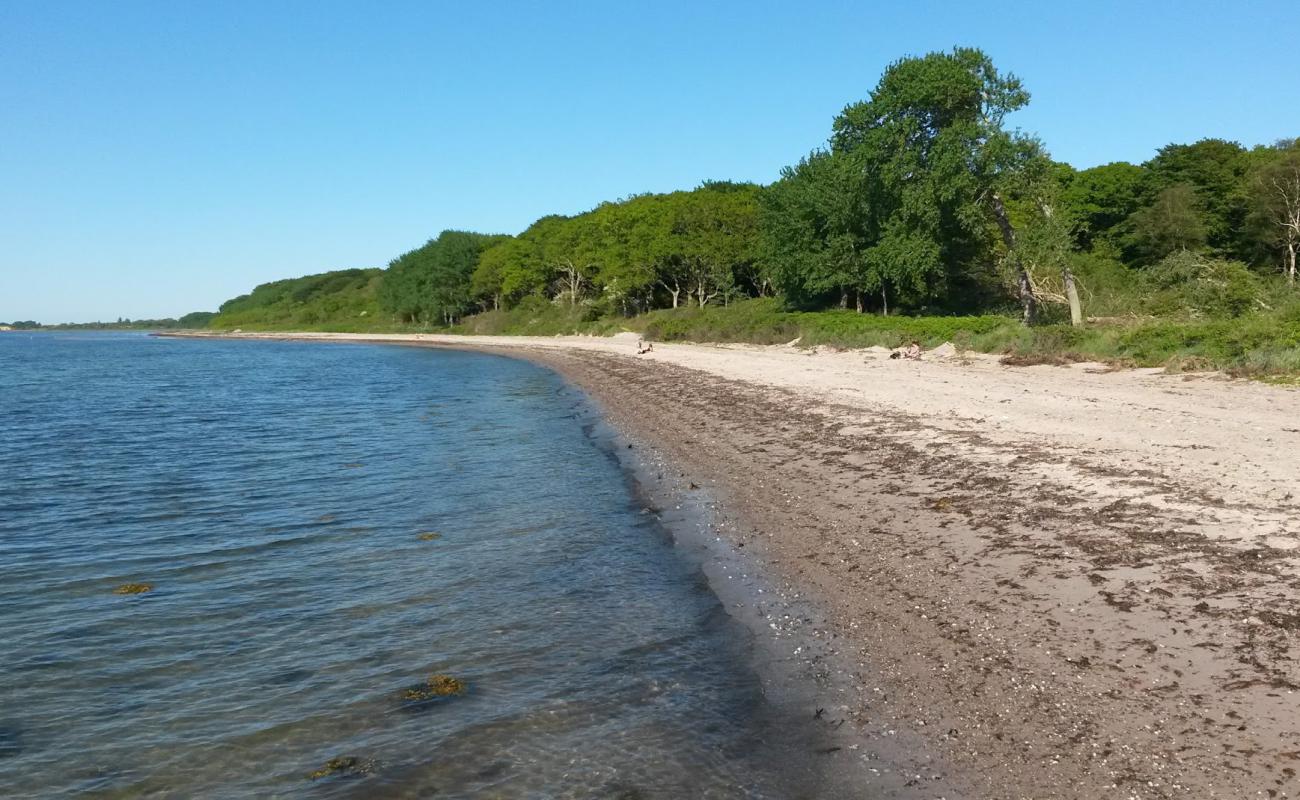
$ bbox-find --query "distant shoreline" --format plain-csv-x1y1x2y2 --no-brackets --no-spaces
162,329,1300,797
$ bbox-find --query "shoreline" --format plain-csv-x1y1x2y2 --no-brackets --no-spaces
162,330,1300,798
578,376,959,798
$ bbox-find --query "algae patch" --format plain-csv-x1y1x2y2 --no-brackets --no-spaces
416,532,441,541
307,755,374,780
403,674,467,702
113,583,153,595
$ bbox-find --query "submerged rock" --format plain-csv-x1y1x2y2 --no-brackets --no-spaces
112,583,153,595
307,755,375,780
403,673,467,702
416,532,441,541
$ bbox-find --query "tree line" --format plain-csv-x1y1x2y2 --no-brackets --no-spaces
0,313,216,330
239,47,1300,329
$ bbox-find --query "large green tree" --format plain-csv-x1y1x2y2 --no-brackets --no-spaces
829,47,1042,320
1247,141,1300,283
1145,138,1251,259
760,149,878,309
1059,162,1148,251
380,230,506,324
1125,184,1208,263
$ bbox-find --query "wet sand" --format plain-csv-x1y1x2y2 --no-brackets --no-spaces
166,331,1300,798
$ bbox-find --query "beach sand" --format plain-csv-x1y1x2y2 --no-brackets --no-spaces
170,331,1300,798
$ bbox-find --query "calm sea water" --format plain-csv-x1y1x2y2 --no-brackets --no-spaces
0,333,813,799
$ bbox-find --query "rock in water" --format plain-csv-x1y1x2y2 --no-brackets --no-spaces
403,673,467,702
308,755,375,780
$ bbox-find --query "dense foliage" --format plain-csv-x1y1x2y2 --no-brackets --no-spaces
210,268,383,330
200,47,1300,374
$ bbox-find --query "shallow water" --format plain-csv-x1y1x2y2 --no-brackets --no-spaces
0,333,813,798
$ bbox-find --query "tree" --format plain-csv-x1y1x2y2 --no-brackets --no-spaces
760,149,877,309
1059,162,1148,250
1126,184,1208,263
1017,198,1084,324
1145,139,1250,258
672,184,760,307
830,47,1041,321
1247,142,1300,283
379,230,505,325
589,196,663,314
542,215,601,306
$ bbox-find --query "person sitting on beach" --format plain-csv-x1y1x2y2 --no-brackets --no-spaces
890,340,922,360
636,338,654,355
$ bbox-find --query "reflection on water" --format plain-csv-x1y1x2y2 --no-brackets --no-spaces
0,334,811,798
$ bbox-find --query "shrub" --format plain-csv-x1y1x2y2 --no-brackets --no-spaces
1143,252,1266,318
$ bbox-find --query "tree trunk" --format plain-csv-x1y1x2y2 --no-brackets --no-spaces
1016,263,1038,325
991,191,1038,325
559,261,584,306
1288,241,1297,284
839,287,848,309
1063,268,1083,326
659,280,682,308
855,290,863,313
881,286,888,317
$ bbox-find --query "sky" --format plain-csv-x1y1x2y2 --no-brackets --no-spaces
1,0,1296,323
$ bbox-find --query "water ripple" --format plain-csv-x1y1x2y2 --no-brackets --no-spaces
0,333,787,798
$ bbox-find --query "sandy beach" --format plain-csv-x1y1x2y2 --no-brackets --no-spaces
169,331,1300,798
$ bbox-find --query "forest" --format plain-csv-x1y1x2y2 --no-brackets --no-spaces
208,48,1300,375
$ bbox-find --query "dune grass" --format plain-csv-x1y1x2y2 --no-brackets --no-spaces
446,294,1300,379
208,276,1300,380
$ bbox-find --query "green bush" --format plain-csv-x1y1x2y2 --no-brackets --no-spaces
1143,252,1266,318
1068,252,1145,318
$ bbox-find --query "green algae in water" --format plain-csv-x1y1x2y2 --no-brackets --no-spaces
416,532,441,541
113,583,153,595
307,755,375,780
403,674,466,702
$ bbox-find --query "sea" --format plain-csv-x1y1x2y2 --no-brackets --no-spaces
0,332,825,799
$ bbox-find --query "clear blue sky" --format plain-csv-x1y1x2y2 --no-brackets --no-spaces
2,0,1296,323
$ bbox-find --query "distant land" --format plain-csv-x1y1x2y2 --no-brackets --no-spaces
0,313,216,331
